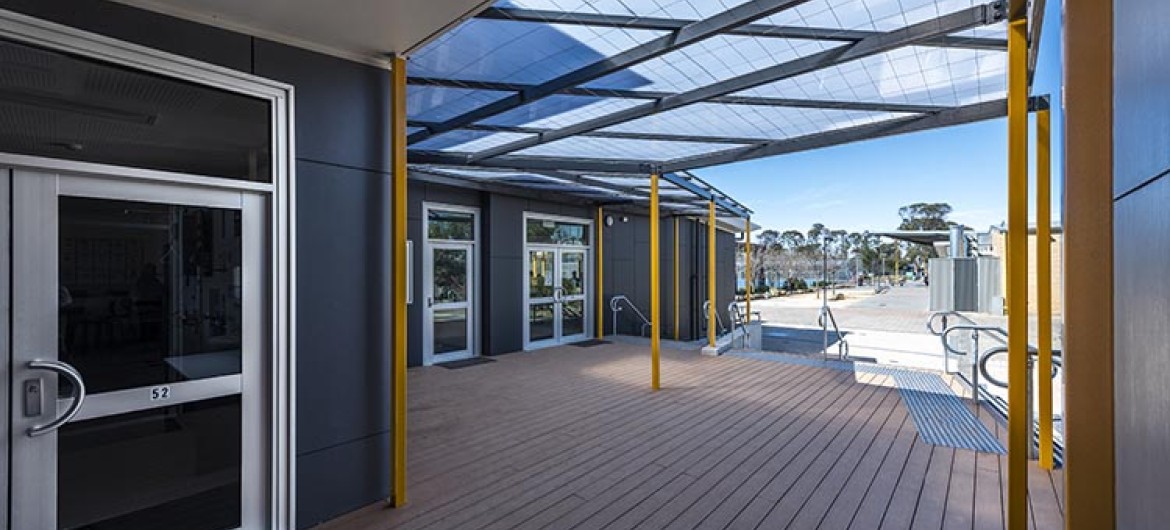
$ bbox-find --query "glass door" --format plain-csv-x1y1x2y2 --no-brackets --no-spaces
558,250,588,342
526,249,558,349
10,170,267,529
426,244,473,363
525,247,589,348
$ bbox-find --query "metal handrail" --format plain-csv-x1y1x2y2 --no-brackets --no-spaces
609,295,651,337
702,300,726,335
977,346,1063,389
817,305,850,359
928,311,1061,461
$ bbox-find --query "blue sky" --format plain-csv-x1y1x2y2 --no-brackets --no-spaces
696,1,1064,234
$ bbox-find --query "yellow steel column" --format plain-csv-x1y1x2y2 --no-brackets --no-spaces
390,55,408,507
1036,106,1054,469
707,201,716,348
1006,1,1029,527
597,207,604,339
744,218,752,323
673,217,680,341
650,175,661,390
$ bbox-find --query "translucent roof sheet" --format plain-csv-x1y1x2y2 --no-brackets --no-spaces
406,0,1035,176
601,102,913,140
737,45,1007,106
514,136,748,159
479,95,645,128
412,129,534,152
408,85,513,122
582,35,840,93
502,0,757,21
763,0,997,32
409,19,665,85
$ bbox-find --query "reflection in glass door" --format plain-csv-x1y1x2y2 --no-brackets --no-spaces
525,240,591,349
10,170,267,529
423,205,478,365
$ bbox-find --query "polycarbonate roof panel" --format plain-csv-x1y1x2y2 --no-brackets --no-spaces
601,102,914,140
514,136,749,160
501,0,757,20
582,35,840,93
408,19,666,84
479,95,645,128
408,86,513,122
411,129,535,152
737,45,1007,106
763,0,993,32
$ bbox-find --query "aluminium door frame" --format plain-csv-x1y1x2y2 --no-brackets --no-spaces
420,202,480,366
10,169,268,529
521,212,593,350
0,8,296,529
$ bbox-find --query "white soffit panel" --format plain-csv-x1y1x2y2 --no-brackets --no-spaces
113,0,493,66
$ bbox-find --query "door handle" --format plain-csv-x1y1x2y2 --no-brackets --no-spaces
25,359,87,437
427,297,433,308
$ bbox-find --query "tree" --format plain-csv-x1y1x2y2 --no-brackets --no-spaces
897,202,954,230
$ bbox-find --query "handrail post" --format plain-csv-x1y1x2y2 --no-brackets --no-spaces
1036,104,1055,470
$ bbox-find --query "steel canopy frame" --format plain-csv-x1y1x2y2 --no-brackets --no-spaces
476,6,1009,50
407,0,815,144
467,2,1006,161
405,0,1044,217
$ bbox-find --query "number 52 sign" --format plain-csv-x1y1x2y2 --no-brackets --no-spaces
150,385,172,401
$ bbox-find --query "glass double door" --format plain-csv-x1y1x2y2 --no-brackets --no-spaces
8,169,267,529
526,247,589,348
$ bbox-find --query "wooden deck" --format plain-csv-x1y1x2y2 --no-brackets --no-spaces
316,343,1064,530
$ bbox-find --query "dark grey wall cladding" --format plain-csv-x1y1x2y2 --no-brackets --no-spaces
1113,0,1170,198
407,181,482,367
598,214,735,342
1113,0,1170,526
0,3,398,526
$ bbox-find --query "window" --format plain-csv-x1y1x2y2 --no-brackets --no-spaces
427,209,475,241
526,218,589,245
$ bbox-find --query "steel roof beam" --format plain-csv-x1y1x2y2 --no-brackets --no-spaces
661,97,1013,171
469,2,1005,161
407,0,813,145
407,120,765,145
407,77,949,114
477,7,1008,51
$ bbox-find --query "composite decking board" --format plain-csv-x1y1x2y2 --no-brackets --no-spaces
649,371,886,530
912,445,957,529
757,389,904,528
943,442,978,529
313,344,1065,530
816,403,912,529
406,357,827,529
407,351,760,498
636,367,868,529
974,441,1006,530
846,413,921,529
476,359,833,530
407,351,700,478
879,436,937,530
396,358,785,529
718,373,896,529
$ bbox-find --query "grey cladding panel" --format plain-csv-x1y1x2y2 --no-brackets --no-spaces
254,40,391,173
1114,175,1170,530
296,431,390,529
295,160,391,454
1114,0,1170,197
